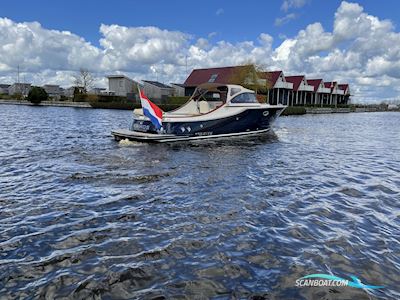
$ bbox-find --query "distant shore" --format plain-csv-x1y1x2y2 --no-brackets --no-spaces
0,99,398,114
0,99,91,108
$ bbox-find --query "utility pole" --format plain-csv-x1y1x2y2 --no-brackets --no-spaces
185,54,188,75
17,65,20,95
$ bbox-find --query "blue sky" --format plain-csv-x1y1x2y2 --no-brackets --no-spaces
2,0,400,102
3,0,399,47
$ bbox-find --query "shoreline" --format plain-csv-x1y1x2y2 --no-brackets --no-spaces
0,99,91,108
0,99,398,114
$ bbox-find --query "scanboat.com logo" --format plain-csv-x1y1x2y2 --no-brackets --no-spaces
296,273,384,290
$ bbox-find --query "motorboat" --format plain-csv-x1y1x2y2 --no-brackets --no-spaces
112,83,286,143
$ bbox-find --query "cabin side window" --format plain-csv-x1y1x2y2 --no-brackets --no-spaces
231,92,257,103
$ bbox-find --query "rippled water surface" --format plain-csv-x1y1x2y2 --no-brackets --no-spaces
0,104,399,299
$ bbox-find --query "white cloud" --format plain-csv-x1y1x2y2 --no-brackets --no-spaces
271,1,400,101
278,33,288,40
281,0,307,12
216,8,224,16
99,24,189,70
208,32,218,38
1,2,400,102
0,18,101,75
275,13,297,26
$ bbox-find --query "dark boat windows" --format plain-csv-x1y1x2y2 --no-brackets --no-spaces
231,92,257,103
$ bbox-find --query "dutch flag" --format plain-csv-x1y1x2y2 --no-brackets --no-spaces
138,86,163,130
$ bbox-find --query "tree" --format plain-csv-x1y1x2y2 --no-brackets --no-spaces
74,68,94,93
229,63,271,94
27,87,48,104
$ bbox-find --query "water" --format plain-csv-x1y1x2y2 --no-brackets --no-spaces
0,104,399,299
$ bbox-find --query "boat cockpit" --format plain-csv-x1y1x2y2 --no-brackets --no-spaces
164,83,259,117
134,83,260,118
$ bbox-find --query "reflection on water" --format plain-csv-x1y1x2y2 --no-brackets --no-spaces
0,105,399,299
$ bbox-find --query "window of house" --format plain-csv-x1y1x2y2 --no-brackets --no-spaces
231,92,257,103
119,80,123,87
208,74,218,83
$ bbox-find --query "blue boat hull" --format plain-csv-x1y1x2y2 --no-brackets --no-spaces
131,107,284,137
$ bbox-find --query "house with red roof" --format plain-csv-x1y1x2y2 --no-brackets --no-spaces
307,79,332,106
263,71,293,105
338,84,351,104
183,66,264,96
324,82,345,106
183,65,351,106
285,75,314,105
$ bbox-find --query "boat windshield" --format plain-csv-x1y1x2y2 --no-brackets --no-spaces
192,86,228,103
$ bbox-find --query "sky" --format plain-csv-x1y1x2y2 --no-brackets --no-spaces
1,0,400,103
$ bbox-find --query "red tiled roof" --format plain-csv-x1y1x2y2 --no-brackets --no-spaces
324,81,337,92
338,84,349,94
263,71,282,88
285,75,305,91
307,79,323,92
184,66,248,86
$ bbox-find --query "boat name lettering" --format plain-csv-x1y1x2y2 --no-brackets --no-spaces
133,123,150,131
195,132,213,136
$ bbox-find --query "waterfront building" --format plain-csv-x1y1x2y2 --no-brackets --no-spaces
324,82,344,106
183,65,351,106
285,76,314,106
0,84,11,95
264,71,293,105
107,75,138,97
63,86,85,98
43,84,63,99
307,79,332,106
184,66,242,96
141,80,174,103
184,66,267,97
170,83,185,97
90,87,107,95
338,84,351,105
8,83,31,96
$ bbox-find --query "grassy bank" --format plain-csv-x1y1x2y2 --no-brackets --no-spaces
281,106,307,115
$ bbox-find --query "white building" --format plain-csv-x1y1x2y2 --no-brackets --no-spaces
324,82,345,106
0,84,10,95
142,80,174,102
307,79,332,105
43,84,63,99
64,87,75,98
265,71,293,105
9,83,31,96
90,87,107,95
107,75,138,96
170,83,185,97
285,76,314,106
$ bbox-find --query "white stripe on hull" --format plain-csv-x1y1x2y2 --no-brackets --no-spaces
156,128,271,143
113,128,271,143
